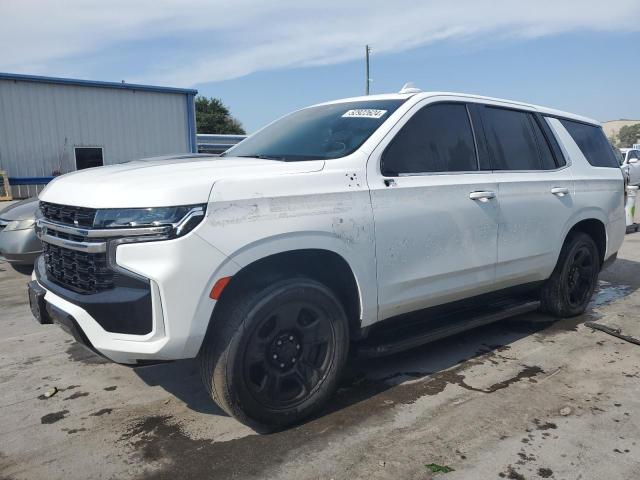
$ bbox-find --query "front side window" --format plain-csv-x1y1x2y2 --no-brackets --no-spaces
559,119,619,168
482,107,541,170
381,103,478,176
224,100,405,161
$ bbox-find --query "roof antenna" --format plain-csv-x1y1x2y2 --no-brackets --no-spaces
399,82,421,94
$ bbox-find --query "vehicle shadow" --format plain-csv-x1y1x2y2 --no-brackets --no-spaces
130,260,639,423
133,358,228,416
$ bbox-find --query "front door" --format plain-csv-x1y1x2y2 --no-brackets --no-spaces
368,101,499,320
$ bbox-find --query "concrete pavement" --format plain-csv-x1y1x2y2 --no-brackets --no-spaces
1,235,640,479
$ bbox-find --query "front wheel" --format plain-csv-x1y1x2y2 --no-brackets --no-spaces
199,277,349,431
540,232,600,317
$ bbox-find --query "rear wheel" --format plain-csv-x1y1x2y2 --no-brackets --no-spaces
540,232,600,317
199,277,349,430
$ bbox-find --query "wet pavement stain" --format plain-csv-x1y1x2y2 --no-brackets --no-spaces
119,352,545,480
65,344,109,365
23,356,41,366
64,391,89,400
91,408,113,417
64,428,87,435
41,410,69,424
499,465,526,479
538,467,554,478
533,419,557,430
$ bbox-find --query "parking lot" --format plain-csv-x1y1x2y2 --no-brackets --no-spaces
0,234,639,479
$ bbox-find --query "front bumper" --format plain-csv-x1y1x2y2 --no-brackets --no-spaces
29,231,235,364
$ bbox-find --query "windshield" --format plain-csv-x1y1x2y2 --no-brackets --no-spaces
223,100,405,161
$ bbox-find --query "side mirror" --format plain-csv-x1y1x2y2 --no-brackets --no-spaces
629,158,639,164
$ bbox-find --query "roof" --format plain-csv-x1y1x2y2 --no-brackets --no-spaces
0,72,198,95
316,91,600,126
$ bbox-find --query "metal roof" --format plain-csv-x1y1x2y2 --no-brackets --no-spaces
0,72,198,96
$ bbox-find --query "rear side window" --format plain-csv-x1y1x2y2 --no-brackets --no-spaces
559,120,619,168
482,107,541,170
530,118,557,170
381,103,477,176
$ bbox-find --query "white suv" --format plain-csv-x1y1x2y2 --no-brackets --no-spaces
28,89,625,430
620,147,640,185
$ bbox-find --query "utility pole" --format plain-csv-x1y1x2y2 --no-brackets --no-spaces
365,45,371,95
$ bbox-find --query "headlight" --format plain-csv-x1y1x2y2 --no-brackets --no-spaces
3,219,36,232
93,204,206,238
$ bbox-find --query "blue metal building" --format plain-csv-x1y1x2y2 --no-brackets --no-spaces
0,72,197,198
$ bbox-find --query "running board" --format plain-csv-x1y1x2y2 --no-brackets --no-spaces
357,300,540,358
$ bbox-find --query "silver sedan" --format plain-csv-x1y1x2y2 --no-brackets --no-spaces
0,198,41,265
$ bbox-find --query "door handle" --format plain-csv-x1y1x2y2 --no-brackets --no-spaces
469,191,496,202
551,187,570,197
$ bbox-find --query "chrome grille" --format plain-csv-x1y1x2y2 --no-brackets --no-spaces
43,242,113,294
40,202,110,294
40,202,96,227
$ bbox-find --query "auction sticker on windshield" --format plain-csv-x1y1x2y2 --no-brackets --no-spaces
342,109,387,119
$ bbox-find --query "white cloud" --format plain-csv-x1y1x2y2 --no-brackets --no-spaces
1,0,639,86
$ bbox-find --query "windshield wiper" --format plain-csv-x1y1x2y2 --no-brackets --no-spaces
234,154,285,161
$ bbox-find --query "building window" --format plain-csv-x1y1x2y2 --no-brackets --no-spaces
75,147,104,170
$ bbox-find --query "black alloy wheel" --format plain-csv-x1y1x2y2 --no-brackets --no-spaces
243,300,336,409
564,245,597,309
540,231,600,318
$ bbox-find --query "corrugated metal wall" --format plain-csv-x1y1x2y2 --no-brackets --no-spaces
0,79,192,198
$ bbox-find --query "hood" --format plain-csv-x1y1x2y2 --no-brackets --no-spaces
39,156,325,208
0,197,39,221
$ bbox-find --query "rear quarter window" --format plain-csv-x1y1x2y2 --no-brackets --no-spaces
559,120,619,168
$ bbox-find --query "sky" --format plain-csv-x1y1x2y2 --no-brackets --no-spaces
1,0,639,133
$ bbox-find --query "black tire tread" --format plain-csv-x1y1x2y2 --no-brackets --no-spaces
199,276,348,430
540,231,600,317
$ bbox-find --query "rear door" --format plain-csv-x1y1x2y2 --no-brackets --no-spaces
477,105,575,287
367,100,499,320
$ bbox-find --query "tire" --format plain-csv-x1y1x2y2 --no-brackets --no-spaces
199,276,349,431
540,232,600,317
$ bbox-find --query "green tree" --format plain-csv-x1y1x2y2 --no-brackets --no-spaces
195,96,245,134
618,123,640,148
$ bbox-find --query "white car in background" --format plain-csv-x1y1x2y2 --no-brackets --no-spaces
28,88,625,430
620,148,640,185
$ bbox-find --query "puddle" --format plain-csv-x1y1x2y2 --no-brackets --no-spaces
590,281,632,307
